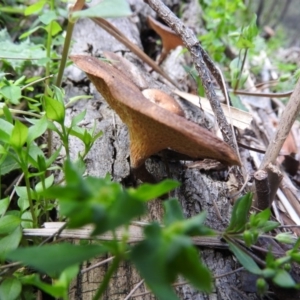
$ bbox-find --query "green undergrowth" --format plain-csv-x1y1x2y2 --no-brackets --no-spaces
0,0,299,299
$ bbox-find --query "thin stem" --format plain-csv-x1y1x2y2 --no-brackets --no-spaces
23,169,37,228
9,109,41,119
40,174,48,222
61,125,70,159
44,0,55,161
21,75,53,91
234,48,248,91
44,0,55,88
56,21,75,87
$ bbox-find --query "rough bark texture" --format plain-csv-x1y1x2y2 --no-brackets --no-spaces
62,1,259,299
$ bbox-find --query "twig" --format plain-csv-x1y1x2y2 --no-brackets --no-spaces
254,169,270,210
85,8,179,88
21,75,53,91
229,174,250,199
214,267,244,279
265,163,283,206
124,280,144,300
229,88,293,98
39,222,68,246
144,0,236,152
81,256,115,274
260,78,300,169
131,267,244,298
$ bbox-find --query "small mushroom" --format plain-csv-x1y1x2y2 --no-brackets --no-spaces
70,55,240,182
147,16,184,64
142,89,185,117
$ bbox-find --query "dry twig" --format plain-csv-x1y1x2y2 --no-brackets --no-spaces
144,0,236,152
260,78,300,169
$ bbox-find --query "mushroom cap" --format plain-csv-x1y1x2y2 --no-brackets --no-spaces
70,55,240,168
102,51,148,90
147,16,184,64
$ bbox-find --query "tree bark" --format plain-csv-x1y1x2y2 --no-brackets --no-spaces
63,1,259,299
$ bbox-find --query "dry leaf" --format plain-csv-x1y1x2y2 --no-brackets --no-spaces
174,90,252,130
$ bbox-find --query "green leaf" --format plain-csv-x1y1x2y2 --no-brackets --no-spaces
71,0,131,20
58,264,79,288
15,186,30,199
258,221,279,233
0,118,13,143
129,180,180,201
92,189,146,235
27,144,45,168
44,96,65,124
0,85,22,104
0,278,22,300
46,145,62,168
74,157,86,176
10,120,28,150
0,215,21,235
19,26,44,39
21,211,33,229
6,243,106,277
226,192,252,233
0,227,22,261
0,29,46,70
226,239,261,275
71,110,86,127
24,0,46,15
229,93,248,111
27,116,48,144
131,223,180,300
0,197,9,217
21,265,78,298
273,269,296,288
35,175,54,193
164,199,185,225
180,212,214,236
3,105,13,123
250,208,270,227
0,155,20,175
39,10,57,25
172,245,212,293
69,126,86,141
275,233,297,245
18,197,30,212
45,21,62,36
21,274,66,298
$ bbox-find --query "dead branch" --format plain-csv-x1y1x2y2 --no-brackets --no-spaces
260,78,300,169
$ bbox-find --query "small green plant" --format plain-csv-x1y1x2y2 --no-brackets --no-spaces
223,193,300,295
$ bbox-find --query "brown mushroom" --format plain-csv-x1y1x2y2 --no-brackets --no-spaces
147,16,184,64
70,55,240,182
142,89,185,117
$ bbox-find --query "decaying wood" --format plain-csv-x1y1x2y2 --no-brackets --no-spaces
254,169,270,210
58,1,300,299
